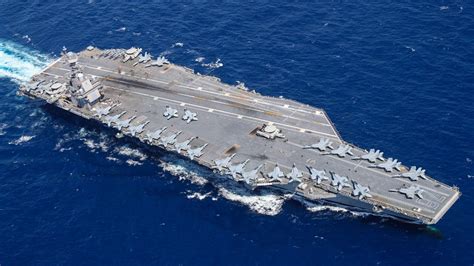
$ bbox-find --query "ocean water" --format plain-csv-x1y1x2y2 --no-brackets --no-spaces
0,1,473,265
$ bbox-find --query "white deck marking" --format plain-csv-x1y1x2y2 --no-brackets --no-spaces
39,57,62,73
48,65,339,141
50,64,333,129
42,72,62,78
104,85,339,139
74,61,333,125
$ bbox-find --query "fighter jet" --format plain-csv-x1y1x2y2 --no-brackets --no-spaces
174,137,196,153
242,164,263,185
352,149,384,163
138,52,152,63
144,127,167,143
145,56,170,67
182,109,198,124
103,111,126,127
286,164,303,183
330,172,351,191
227,159,250,179
394,166,427,181
303,138,334,151
93,105,114,118
371,158,402,172
24,79,45,92
212,154,236,172
306,166,329,184
326,144,354,158
163,106,178,120
390,185,424,199
112,50,123,60
132,52,152,66
36,81,53,94
113,115,137,130
159,131,182,147
187,143,208,160
267,164,285,181
352,181,372,200
127,121,150,137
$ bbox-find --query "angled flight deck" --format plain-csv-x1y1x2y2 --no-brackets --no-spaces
19,46,460,224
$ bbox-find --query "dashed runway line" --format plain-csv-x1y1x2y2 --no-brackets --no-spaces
76,60,333,124
105,85,340,139
47,64,337,135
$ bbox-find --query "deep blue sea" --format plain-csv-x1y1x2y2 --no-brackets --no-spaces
0,1,473,265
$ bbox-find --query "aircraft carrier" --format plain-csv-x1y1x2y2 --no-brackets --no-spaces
18,46,460,225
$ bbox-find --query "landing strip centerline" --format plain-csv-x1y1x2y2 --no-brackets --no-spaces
48,65,335,130
78,61,329,118
107,85,340,140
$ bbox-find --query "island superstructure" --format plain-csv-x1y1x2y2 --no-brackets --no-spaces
18,46,460,224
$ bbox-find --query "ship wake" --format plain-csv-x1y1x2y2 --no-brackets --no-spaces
0,39,51,84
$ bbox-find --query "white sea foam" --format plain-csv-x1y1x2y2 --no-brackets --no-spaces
186,191,212,200
71,128,113,153
195,57,205,63
8,135,35,145
404,45,416,52
81,136,110,153
106,156,120,162
22,35,32,43
300,199,369,217
126,159,143,166
0,123,7,136
218,187,287,216
202,58,223,69
158,158,287,215
114,145,147,161
0,39,51,84
172,42,184,48
160,161,209,185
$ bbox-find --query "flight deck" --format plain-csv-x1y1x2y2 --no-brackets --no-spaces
19,47,460,224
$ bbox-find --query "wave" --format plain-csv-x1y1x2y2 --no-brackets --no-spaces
218,187,288,216
0,123,7,136
0,39,51,84
157,155,288,216
299,198,370,218
201,58,223,69
8,135,35,145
